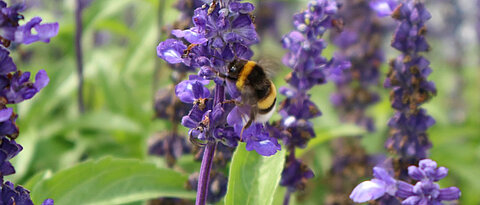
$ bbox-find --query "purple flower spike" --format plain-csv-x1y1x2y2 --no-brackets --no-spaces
0,0,57,203
274,1,349,202
383,0,436,169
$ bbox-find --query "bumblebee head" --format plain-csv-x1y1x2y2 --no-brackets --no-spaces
227,59,248,79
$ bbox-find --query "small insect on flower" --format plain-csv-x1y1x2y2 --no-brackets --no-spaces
222,59,277,136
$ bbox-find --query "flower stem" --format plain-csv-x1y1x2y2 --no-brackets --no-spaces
196,141,217,205
283,189,292,205
74,0,85,113
196,84,224,205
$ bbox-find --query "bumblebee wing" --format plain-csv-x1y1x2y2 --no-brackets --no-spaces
239,84,259,106
257,57,283,79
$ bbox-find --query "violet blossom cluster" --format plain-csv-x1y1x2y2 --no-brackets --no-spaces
150,0,204,169
350,159,461,204
348,0,462,204
157,0,281,157
330,0,383,132
270,0,349,201
372,0,436,174
156,0,280,204
0,1,58,204
325,0,384,203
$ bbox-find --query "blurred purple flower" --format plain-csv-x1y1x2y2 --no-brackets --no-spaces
14,17,59,44
274,0,349,200
351,159,461,204
187,171,228,204
280,154,314,192
384,0,436,160
330,0,384,132
149,132,191,167
1,181,33,205
369,0,398,17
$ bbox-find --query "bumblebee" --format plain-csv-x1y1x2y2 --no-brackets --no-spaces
225,59,277,131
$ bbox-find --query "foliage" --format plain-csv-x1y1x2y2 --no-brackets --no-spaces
4,0,479,204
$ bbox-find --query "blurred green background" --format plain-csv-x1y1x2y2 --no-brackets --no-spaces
6,0,479,204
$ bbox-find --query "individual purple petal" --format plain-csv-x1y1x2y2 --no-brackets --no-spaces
369,0,398,17
41,199,54,205
172,28,207,44
156,39,187,64
437,187,461,201
396,180,414,198
175,80,210,103
34,70,49,90
350,180,387,203
238,124,281,156
373,167,396,186
0,47,17,75
229,2,254,13
401,196,421,205
0,108,13,122
14,17,59,44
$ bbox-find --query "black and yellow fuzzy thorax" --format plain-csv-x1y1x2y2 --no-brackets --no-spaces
227,60,277,114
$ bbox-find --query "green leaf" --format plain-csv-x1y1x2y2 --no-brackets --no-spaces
31,157,195,205
225,143,286,205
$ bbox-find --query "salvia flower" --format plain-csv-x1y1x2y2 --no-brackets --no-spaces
0,0,57,204
157,1,277,204
273,0,349,197
379,0,436,170
157,0,280,156
330,0,384,132
325,1,386,202
350,159,461,204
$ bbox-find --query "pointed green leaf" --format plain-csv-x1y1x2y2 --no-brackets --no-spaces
225,143,286,205
31,157,195,205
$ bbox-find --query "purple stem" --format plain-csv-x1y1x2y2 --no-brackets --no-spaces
195,141,217,205
195,84,224,205
283,189,292,205
75,0,85,113
282,147,296,205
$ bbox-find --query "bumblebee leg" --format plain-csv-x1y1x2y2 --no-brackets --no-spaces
221,99,243,106
240,108,256,141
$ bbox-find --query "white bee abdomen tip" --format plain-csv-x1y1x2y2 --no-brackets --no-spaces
255,103,276,123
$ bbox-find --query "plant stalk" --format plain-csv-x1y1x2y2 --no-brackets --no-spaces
196,84,224,205
75,0,85,113
196,141,217,205
283,189,292,205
